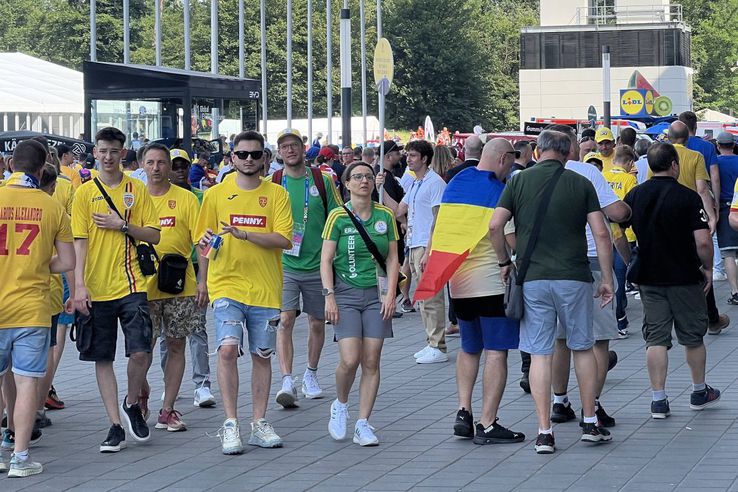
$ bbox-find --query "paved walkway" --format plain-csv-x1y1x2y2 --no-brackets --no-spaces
5,280,738,491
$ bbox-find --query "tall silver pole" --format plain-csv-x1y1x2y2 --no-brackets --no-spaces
327,0,333,144
184,0,191,70
123,0,130,64
602,45,611,128
260,0,268,137
340,0,351,146
90,0,96,61
286,0,293,126
307,0,313,142
376,0,382,39
155,0,161,65
238,0,245,78
360,0,367,146
211,0,219,138
377,0,384,180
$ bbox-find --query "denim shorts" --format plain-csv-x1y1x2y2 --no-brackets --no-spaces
520,280,594,355
212,298,280,357
0,327,51,378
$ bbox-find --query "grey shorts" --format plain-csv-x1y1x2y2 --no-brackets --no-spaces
556,270,617,342
282,269,325,319
640,284,708,349
333,280,393,340
520,280,594,355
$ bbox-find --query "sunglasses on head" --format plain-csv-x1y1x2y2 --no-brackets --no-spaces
233,150,264,160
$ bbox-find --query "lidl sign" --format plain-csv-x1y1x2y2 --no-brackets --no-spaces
620,88,672,117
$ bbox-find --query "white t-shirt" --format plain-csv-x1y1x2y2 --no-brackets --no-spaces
635,155,649,184
216,165,233,183
566,160,619,257
129,168,148,184
401,168,446,249
400,169,415,193
450,220,515,298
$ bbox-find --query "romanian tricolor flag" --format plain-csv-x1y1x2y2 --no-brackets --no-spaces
414,167,505,301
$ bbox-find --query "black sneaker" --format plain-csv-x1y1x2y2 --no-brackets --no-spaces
595,402,616,427
551,402,576,423
651,398,671,419
453,408,474,438
3,427,43,448
608,350,618,371
400,299,416,313
120,398,150,442
392,311,403,319
534,432,555,454
690,385,721,410
35,412,52,429
520,373,531,394
473,419,525,445
728,293,738,305
581,422,612,442
100,424,127,453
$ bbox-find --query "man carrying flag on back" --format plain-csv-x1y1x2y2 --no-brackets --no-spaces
414,138,525,445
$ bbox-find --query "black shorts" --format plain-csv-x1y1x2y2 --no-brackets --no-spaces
50,314,59,348
77,293,153,362
451,295,505,321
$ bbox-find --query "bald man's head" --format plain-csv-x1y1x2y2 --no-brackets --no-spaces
478,138,515,177
668,121,689,144
464,135,483,159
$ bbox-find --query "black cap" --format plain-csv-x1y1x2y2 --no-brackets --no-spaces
382,140,403,155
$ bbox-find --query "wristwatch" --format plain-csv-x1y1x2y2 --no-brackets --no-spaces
322,287,335,296
120,221,129,234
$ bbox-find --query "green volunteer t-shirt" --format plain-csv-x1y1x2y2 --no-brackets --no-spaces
322,202,399,289
270,169,343,272
497,159,601,283
190,185,204,265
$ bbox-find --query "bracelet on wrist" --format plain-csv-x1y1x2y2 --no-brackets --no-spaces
498,259,513,268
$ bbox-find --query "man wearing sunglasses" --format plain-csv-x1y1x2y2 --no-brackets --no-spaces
269,129,343,409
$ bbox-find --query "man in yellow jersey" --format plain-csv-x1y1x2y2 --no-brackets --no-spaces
603,145,639,339
141,143,201,432
57,144,81,185
595,127,615,172
269,129,343,408
0,140,74,477
196,130,292,454
71,127,160,453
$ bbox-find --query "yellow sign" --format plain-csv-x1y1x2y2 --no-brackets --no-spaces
654,96,673,117
373,38,394,93
621,90,645,115
645,90,654,114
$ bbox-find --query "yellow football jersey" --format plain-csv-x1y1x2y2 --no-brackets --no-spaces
147,185,200,300
72,175,159,302
195,177,292,309
0,186,72,328
603,166,638,242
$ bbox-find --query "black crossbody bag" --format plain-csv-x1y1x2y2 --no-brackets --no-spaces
342,205,406,297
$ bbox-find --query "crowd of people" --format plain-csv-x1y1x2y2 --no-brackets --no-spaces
0,109,734,477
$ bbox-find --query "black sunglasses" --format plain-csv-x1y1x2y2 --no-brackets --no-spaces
234,150,264,160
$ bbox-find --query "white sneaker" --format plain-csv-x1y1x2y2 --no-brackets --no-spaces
413,345,432,359
302,369,323,399
248,419,283,448
328,399,349,440
276,376,299,408
194,386,216,408
714,271,728,281
218,418,244,455
416,347,449,364
353,419,379,446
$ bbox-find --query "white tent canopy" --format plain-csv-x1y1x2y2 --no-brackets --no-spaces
0,52,83,114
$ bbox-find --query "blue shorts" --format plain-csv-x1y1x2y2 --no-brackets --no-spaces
58,275,74,326
212,298,279,358
520,280,594,356
0,327,51,378
460,317,520,353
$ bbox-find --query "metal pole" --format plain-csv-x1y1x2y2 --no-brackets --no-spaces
327,0,333,144
260,0,268,138
376,0,382,39
239,0,245,78
184,0,191,70
360,0,367,146
377,0,384,173
602,45,611,128
307,0,313,142
340,1,351,147
155,0,161,65
287,0,293,126
90,0,96,61
211,0,219,138
123,0,130,64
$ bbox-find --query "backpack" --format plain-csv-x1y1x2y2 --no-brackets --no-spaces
273,167,328,218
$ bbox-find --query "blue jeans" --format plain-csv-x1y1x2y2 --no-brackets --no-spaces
212,298,279,357
0,327,50,378
613,245,628,329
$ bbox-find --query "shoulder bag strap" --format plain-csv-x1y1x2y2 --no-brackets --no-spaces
516,165,565,284
310,167,328,218
342,204,388,274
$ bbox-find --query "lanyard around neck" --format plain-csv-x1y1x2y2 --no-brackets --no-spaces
282,170,310,225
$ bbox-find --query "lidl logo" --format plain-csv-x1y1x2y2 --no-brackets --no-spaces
621,90,645,115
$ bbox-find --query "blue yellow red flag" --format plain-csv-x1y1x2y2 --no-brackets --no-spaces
413,167,505,301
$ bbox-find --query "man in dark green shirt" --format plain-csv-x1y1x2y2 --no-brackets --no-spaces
490,129,614,455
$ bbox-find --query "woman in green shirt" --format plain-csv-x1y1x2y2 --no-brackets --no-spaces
320,161,399,446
